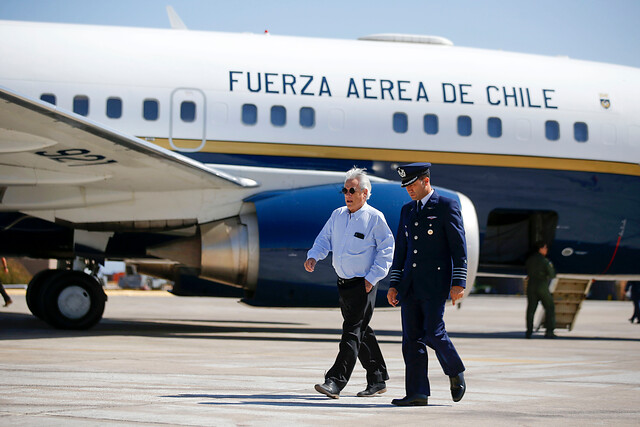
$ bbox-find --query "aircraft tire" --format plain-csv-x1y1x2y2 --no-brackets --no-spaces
41,271,106,330
26,269,64,320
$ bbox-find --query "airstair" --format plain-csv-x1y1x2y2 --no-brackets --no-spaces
535,276,594,331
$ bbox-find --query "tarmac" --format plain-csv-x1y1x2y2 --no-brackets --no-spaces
1,289,639,426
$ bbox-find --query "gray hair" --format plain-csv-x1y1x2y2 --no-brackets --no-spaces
345,167,372,200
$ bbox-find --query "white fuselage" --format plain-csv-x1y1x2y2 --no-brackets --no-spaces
1,20,638,174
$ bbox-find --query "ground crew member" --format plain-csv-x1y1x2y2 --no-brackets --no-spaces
525,242,556,338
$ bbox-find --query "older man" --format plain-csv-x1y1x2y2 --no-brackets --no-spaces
387,162,467,406
305,167,394,399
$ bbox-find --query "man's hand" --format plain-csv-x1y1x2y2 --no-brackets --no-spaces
387,287,399,307
364,279,373,293
304,258,316,272
450,286,464,305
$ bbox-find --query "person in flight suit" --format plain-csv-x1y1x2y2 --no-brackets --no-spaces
387,162,467,406
525,242,556,338
305,167,394,399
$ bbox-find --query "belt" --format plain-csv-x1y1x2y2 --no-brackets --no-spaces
337,276,364,288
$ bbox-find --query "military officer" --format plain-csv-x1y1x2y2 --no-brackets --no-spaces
387,162,467,406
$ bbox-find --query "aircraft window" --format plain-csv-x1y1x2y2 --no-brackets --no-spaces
271,105,286,127
143,99,159,121
73,95,89,116
180,101,196,122
423,114,438,135
106,97,122,119
299,107,315,128
457,115,472,136
488,117,502,138
574,122,588,142
545,120,560,141
393,112,408,133
40,93,56,105
242,104,257,125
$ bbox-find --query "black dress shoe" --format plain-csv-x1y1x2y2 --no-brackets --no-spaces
525,330,532,339
357,382,387,397
391,394,428,406
315,379,340,399
450,372,466,402
544,332,557,339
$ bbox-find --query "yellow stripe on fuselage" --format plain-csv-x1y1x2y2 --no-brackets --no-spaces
150,138,640,177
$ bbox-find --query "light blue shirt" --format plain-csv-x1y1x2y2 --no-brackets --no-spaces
307,203,394,285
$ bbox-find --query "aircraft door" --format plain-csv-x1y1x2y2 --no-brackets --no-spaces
169,88,206,152
480,209,558,267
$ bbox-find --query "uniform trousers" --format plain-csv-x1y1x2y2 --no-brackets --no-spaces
326,277,388,390
526,282,555,333
400,289,465,396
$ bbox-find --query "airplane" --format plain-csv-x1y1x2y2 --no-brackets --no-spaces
0,16,638,330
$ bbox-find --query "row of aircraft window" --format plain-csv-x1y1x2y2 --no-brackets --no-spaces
40,93,589,143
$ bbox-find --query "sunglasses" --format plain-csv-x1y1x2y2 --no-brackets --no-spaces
341,187,360,194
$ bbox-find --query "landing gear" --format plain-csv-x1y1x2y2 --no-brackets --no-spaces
26,268,107,330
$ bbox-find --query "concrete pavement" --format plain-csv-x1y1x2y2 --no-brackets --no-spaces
1,290,639,426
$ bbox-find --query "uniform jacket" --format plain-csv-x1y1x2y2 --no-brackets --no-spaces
525,252,555,291
389,190,468,301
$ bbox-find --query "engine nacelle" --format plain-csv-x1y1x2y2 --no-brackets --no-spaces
147,181,479,307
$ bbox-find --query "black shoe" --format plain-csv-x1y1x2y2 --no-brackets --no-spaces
357,382,387,397
525,330,532,339
391,394,428,406
315,380,340,399
450,372,466,402
544,332,557,339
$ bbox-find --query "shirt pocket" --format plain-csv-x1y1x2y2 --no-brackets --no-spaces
346,232,373,256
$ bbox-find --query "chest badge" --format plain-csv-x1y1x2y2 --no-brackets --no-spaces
428,229,434,235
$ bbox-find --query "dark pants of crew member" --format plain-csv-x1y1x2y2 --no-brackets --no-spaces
526,282,555,333
400,289,465,396
325,277,388,390
630,296,640,323
0,281,11,305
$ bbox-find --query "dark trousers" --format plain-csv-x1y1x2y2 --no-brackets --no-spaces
326,277,388,390
0,281,10,304
400,293,465,396
526,282,555,333
631,297,640,322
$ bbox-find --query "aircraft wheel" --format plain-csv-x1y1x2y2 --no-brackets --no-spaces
26,269,63,320
41,271,107,330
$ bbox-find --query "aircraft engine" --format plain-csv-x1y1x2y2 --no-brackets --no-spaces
150,182,479,307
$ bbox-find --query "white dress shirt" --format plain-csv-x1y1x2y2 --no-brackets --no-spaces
307,203,394,285
418,189,434,210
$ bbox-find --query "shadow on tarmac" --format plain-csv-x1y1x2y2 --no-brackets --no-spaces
161,393,451,408
1,312,639,343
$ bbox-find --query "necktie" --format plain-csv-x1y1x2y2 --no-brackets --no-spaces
417,200,422,211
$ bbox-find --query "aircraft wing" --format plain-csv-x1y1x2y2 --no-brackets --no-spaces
0,86,258,226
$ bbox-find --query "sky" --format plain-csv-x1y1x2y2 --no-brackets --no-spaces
1,0,639,68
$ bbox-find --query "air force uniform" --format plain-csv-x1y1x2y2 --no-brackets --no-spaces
390,163,467,402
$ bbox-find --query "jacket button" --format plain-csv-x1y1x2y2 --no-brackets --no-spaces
413,263,417,267
414,235,418,240
437,267,441,270
414,222,419,226
413,249,417,254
